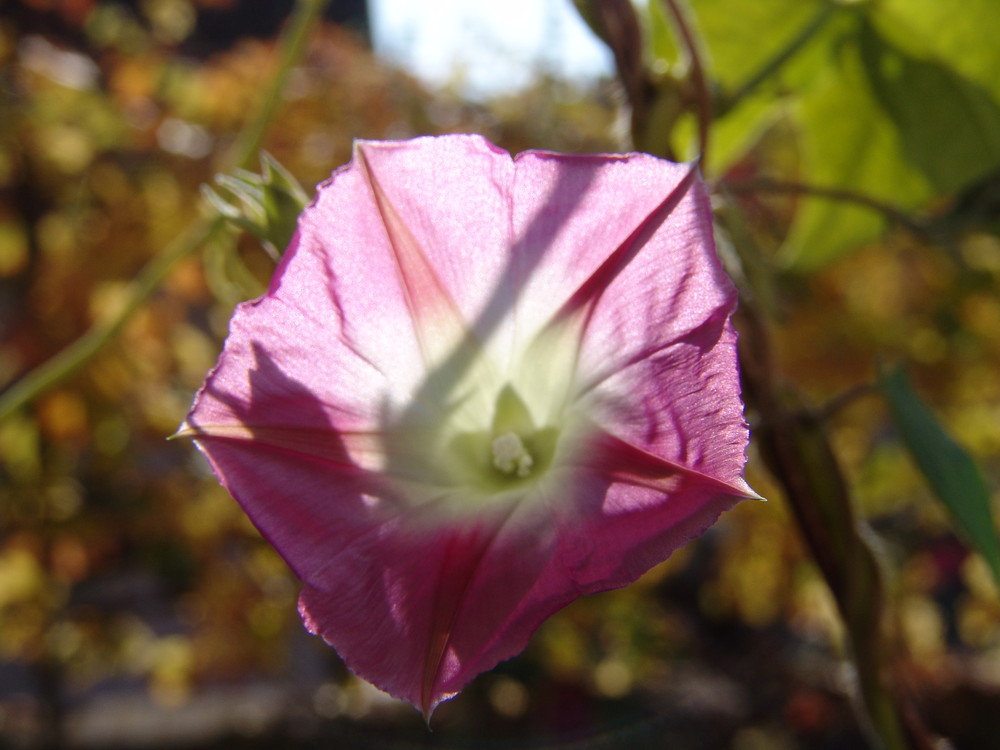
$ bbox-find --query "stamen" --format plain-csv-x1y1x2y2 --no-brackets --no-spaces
491,432,534,478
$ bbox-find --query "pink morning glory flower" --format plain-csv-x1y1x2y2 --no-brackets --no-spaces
180,134,758,717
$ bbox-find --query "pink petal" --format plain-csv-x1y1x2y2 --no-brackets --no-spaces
582,323,755,492
298,502,556,716
347,136,518,371
507,151,714,351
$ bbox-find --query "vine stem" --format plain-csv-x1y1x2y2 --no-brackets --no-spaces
661,0,711,164
723,177,927,236
817,381,877,421
0,0,330,424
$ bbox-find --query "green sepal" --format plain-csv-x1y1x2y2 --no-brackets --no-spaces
202,152,310,258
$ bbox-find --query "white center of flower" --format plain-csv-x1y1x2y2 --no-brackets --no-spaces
491,432,534,478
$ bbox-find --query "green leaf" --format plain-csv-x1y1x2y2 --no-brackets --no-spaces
879,367,1000,586
783,31,931,268
871,0,1000,104
688,0,828,91
645,0,679,66
656,0,838,172
638,0,841,172
782,16,1000,268
859,20,1000,195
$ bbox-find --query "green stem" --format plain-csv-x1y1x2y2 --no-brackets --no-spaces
0,218,225,423
0,0,330,423
227,0,330,171
737,301,934,750
661,0,712,163
720,1,836,115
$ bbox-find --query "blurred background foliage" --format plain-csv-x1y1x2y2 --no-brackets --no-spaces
1,0,999,748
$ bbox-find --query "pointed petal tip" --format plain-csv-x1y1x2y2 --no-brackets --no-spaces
727,472,765,502
170,421,196,440
419,695,445,725
172,419,220,441
715,484,765,506
727,477,765,503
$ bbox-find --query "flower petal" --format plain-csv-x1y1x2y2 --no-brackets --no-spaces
354,142,480,368
296,439,753,716
581,317,755,491
298,503,560,717
571,168,738,396
506,152,713,349
349,136,519,371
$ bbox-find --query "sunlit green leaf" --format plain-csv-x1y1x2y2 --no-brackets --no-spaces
651,0,837,172
645,0,679,66
783,32,931,268
871,0,1000,104
700,91,779,175
781,13,1000,268
859,21,1000,195
880,367,1000,586
688,0,828,90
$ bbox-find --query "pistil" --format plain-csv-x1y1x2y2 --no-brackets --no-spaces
491,432,534,477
